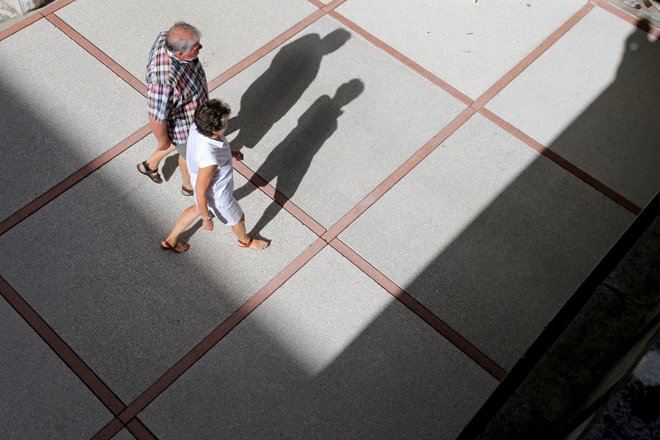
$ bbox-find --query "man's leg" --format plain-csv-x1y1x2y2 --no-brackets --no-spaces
146,144,175,171
174,142,193,192
179,154,192,191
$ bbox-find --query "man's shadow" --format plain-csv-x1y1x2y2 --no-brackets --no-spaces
226,29,352,151
235,79,365,237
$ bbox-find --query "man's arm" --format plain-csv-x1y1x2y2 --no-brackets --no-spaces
147,82,174,150
149,115,172,150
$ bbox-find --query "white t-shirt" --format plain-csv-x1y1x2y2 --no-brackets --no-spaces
186,123,235,206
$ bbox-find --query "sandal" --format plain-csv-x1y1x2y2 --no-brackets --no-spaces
237,237,270,251
137,161,162,184
181,185,194,196
160,240,189,253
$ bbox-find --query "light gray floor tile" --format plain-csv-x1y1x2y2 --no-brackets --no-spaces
486,7,660,207
339,113,634,369
217,16,467,228
0,298,112,439
55,0,317,83
0,139,318,402
336,0,584,98
0,19,144,221
111,428,136,440
141,246,498,440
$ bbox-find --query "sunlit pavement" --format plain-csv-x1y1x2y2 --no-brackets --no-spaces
0,1,658,439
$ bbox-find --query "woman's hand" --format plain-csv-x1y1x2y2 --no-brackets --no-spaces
231,150,244,161
202,218,214,231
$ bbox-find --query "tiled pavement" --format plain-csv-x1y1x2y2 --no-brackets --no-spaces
0,1,658,439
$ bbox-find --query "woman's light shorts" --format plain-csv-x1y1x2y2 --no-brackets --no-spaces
207,196,244,226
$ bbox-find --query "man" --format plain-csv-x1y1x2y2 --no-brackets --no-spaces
137,22,208,196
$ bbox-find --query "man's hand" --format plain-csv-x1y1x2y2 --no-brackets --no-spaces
231,150,244,161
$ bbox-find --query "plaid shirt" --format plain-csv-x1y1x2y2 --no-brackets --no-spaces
146,31,208,143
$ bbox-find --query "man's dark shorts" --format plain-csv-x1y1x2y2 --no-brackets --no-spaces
175,142,187,159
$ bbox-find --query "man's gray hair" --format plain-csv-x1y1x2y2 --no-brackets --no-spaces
165,22,201,53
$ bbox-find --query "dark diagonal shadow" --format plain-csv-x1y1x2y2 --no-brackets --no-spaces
225,29,351,151
234,79,365,237
544,24,660,205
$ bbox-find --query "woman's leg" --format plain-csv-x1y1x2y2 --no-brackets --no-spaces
231,214,269,250
163,204,200,252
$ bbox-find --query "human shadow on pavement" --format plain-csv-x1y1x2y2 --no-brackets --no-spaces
161,153,180,182
225,29,351,151
234,79,365,237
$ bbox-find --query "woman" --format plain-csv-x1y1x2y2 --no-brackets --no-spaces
160,99,269,253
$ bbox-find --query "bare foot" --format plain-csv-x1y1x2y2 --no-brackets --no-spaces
237,237,270,251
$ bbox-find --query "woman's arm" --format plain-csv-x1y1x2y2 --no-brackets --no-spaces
195,164,218,230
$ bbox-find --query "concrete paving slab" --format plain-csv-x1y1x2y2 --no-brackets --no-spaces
339,113,634,369
0,18,144,221
0,298,112,439
111,428,137,440
54,0,318,84
140,246,498,440
217,15,467,228
0,138,318,402
486,7,660,208
335,0,585,99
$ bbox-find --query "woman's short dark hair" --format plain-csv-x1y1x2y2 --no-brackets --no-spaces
194,99,231,137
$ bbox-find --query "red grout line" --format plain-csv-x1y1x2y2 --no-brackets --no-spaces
45,14,146,97
126,418,158,440
91,418,125,440
592,0,660,37
330,239,507,381
322,0,349,13
208,9,325,91
472,2,595,110
0,12,42,41
233,161,328,237
327,10,473,105
0,0,75,43
306,0,326,8
116,238,327,423
0,125,151,236
480,108,642,215
0,276,127,415
323,107,476,242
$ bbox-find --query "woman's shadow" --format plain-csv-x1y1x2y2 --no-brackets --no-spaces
234,79,365,237
226,29,352,151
